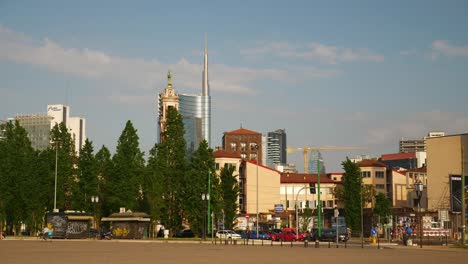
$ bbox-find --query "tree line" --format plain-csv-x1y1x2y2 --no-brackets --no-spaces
0,108,239,237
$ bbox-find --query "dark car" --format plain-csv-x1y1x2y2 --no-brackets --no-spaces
249,231,270,240
312,227,349,242
175,229,195,238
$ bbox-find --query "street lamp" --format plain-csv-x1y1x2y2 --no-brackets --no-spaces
202,193,210,240
415,181,424,248
53,140,60,213
91,196,99,229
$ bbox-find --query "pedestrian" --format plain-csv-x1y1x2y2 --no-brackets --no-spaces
246,228,251,240
42,226,50,240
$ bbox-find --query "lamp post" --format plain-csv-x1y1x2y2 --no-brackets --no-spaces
295,187,308,236
53,140,60,213
360,184,364,248
91,196,99,230
415,181,424,248
207,170,211,240
317,157,322,238
202,193,210,240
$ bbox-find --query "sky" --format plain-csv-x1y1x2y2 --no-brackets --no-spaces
1,0,468,172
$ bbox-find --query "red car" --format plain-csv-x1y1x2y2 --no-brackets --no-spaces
279,228,305,241
265,230,280,241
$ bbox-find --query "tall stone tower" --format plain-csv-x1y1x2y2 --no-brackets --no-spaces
158,70,179,142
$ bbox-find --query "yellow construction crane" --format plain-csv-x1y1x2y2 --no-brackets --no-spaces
286,146,368,173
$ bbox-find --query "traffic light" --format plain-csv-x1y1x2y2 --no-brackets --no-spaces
309,182,316,194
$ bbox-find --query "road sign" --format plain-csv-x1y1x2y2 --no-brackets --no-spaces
274,204,284,213
246,214,249,219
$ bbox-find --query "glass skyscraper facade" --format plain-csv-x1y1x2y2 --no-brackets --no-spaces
15,114,53,151
308,150,326,174
266,129,287,168
179,94,204,153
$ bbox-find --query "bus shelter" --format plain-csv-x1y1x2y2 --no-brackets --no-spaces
101,212,150,239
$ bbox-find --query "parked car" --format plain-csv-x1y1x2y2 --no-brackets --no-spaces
235,230,247,239
216,230,242,240
249,231,270,240
279,228,305,242
174,229,195,238
265,230,280,241
311,227,349,242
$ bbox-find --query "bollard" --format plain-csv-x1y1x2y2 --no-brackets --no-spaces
234,239,237,245
291,240,293,247
271,239,273,246
345,239,347,248
262,238,264,246
225,239,228,245
328,241,330,248
281,240,283,247
315,241,319,248
304,241,308,248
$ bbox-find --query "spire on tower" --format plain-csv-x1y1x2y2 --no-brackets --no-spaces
202,33,209,96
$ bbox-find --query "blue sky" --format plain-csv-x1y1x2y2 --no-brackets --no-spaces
1,0,468,171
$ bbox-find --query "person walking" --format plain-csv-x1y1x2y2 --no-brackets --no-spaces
42,226,50,241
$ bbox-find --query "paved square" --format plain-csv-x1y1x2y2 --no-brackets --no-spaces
1,240,467,264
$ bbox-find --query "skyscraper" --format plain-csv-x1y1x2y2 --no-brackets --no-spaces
201,34,211,147
266,129,287,168
308,150,326,174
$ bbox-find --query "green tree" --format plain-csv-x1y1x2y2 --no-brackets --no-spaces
149,107,187,235
341,158,362,232
108,121,145,213
0,120,37,234
95,145,113,218
50,122,78,211
144,144,165,237
219,164,239,230
74,139,98,212
183,140,219,236
374,193,392,226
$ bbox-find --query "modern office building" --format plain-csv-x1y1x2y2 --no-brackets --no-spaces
15,105,86,154
399,131,445,153
222,127,262,164
15,114,53,151
179,94,203,153
308,150,326,174
266,129,287,168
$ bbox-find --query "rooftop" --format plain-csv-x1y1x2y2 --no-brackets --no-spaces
280,173,338,184
224,127,261,135
357,160,388,168
214,149,241,159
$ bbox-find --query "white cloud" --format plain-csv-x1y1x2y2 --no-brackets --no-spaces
0,25,337,101
365,110,468,145
431,40,468,59
241,41,384,64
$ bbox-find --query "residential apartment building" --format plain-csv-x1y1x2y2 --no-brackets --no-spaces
222,127,262,164
280,173,339,211
358,160,388,205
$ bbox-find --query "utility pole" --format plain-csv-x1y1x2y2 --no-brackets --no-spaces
208,170,211,238
317,158,322,237
461,142,466,245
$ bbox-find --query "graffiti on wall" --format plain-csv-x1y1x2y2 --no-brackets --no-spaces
47,215,67,237
66,221,88,235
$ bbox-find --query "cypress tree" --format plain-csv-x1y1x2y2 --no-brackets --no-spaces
219,164,239,230
342,158,362,233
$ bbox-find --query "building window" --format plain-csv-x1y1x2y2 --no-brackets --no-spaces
376,184,385,189
240,142,247,151
327,201,334,208
250,143,258,151
250,153,257,160
230,142,237,151
361,171,371,178
215,163,220,170
376,171,384,178
240,153,246,159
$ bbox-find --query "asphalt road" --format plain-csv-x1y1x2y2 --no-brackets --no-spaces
1,240,467,264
